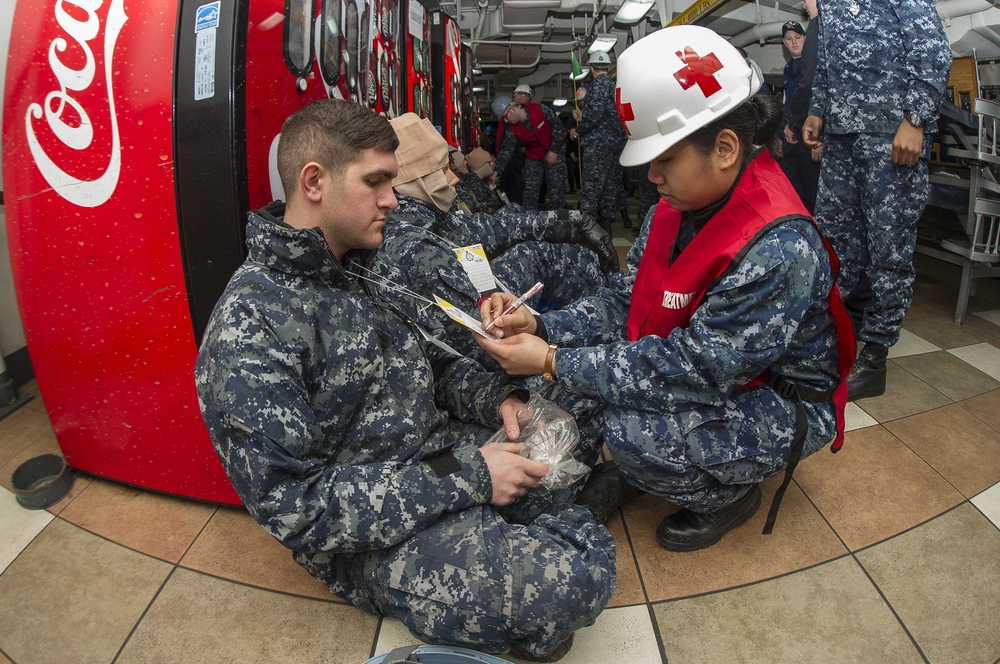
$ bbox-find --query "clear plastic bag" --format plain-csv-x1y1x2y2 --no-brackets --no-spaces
486,394,589,490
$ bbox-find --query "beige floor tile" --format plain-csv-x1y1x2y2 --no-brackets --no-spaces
626,479,846,603
0,518,172,664
884,403,1000,498
893,350,1000,401
902,317,990,350
58,477,215,563
180,505,333,600
117,567,377,664
960,388,1000,433
0,485,53,574
949,342,1000,382
844,402,878,431
652,556,921,663
888,327,941,358
606,510,645,608
972,481,1000,528
974,310,1000,326
854,363,952,423
16,379,47,414
0,406,55,469
950,312,1000,341
794,425,964,550
856,504,1000,664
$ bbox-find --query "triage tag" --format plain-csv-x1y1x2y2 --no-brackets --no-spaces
433,295,496,340
454,244,498,297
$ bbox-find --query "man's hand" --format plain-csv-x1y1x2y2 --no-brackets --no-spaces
498,395,525,440
802,115,824,149
811,145,823,163
572,109,582,122
545,150,558,165
479,442,548,506
474,331,550,376
783,124,798,144
479,292,538,338
892,120,924,166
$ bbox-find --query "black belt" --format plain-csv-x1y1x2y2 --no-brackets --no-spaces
761,373,836,535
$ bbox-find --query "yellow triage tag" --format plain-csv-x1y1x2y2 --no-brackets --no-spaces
453,244,498,295
433,295,496,340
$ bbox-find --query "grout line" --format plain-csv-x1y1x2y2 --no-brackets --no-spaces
851,553,931,664
111,565,180,663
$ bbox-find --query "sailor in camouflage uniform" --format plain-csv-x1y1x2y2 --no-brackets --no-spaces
477,27,854,553
803,0,950,400
194,100,615,662
376,115,617,361
493,95,568,211
573,51,629,234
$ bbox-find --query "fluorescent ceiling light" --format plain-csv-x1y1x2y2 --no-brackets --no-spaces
472,86,485,93
572,67,590,81
472,68,483,75
614,0,654,24
588,34,618,53
552,98,568,107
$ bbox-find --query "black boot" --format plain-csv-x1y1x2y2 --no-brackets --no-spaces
620,208,633,228
655,485,761,552
847,342,889,400
575,460,644,524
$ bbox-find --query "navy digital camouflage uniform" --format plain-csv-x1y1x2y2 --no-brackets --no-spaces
374,195,608,364
537,209,841,512
810,0,950,346
194,206,616,658
495,104,568,211
577,72,628,232
456,171,504,214
370,194,611,449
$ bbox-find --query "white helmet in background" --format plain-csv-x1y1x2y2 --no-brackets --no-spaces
588,51,612,67
616,25,763,167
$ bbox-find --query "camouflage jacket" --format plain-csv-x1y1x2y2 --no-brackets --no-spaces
538,210,839,437
576,73,627,150
194,204,526,604
811,0,951,134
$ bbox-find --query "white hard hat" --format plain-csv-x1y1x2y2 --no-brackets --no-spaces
513,84,532,96
589,51,612,67
616,25,763,167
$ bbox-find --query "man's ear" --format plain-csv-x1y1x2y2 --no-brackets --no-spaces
299,162,324,202
715,129,742,170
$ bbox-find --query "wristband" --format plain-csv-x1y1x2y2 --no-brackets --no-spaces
542,344,558,381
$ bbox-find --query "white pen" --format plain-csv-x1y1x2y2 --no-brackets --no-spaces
483,282,544,333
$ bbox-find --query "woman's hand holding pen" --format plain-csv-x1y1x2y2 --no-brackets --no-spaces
479,292,537,338
475,331,550,376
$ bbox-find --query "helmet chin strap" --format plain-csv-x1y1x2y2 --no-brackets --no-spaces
745,59,764,99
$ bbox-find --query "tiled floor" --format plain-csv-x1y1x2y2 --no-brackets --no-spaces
2,228,1000,663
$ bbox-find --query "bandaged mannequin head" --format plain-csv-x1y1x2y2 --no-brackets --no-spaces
465,148,494,180
389,113,457,212
449,149,468,174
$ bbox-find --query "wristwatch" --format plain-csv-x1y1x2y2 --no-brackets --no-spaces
542,344,558,381
903,110,924,128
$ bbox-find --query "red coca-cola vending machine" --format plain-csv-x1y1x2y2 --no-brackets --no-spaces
461,43,479,152
2,0,400,503
429,10,462,148
403,0,431,118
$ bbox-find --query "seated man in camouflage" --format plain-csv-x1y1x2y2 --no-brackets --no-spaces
455,147,505,214
372,113,619,369
194,99,616,662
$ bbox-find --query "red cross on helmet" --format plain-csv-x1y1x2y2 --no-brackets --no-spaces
616,25,763,167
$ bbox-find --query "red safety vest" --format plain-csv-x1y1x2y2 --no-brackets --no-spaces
626,151,855,451
495,103,552,160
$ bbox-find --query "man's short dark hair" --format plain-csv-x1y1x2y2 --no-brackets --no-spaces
277,99,399,198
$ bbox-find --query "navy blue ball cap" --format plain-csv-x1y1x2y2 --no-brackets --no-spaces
782,21,804,36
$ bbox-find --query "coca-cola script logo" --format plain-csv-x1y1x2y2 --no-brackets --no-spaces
24,0,129,208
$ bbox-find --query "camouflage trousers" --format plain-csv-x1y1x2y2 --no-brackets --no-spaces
815,132,931,346
580,144,625,231
605,386,836,514
523,154,567,211
363,496,615,658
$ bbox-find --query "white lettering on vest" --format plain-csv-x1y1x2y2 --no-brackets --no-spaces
24,0,129,208
661,290,693,309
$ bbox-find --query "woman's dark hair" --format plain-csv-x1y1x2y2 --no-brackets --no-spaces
685,92,782,163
